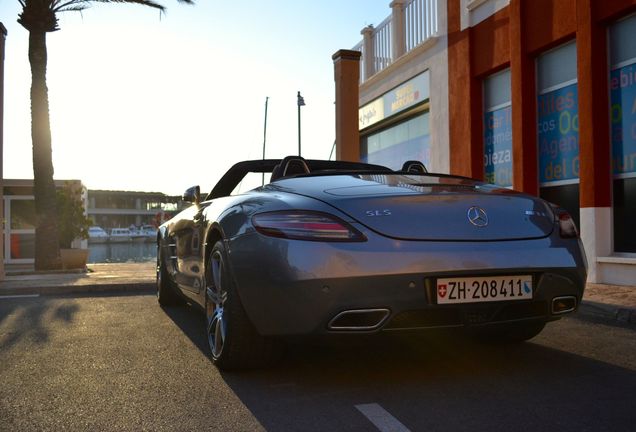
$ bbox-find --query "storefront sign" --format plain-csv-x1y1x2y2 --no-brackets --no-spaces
610,62,636,177
484,106,512,187
359,71,430,130
359,98,385,129
537,83,579,185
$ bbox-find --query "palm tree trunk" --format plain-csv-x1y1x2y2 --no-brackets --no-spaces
28,30,60,270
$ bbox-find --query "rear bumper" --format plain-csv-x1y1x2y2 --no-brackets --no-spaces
228,232,587,336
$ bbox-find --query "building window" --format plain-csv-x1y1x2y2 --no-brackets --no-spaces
483,69,512,187
3,197,36,262
610,13,636,253
361,111,430,170
536,41,580,228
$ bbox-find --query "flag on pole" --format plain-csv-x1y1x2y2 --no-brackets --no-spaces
297,91,306,107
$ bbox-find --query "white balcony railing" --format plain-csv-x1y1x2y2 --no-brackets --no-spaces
406,0,438,52
372,16,393,76
355,0,439,82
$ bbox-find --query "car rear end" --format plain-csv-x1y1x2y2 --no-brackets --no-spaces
228,173,587,337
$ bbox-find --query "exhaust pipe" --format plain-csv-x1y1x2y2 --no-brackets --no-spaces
552,296,577,315
328,308,390,331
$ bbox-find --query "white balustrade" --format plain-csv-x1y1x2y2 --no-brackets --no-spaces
372,16,393,76
354,0,439,82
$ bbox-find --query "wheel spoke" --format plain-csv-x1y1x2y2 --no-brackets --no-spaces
207,307,225,357
206,287,223,305
206,250,227,358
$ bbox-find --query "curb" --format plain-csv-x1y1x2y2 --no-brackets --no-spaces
3,286,634,326
0,283,155,297
578,300,636,325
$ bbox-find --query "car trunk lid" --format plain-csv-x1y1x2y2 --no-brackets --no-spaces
277,174,555,241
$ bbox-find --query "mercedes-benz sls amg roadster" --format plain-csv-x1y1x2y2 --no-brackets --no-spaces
157,156,587,370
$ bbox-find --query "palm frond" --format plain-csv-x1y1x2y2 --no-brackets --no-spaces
52,1,89,12
82,0,168,12
20,0,195,32
55,0,195,14
57,5,90,13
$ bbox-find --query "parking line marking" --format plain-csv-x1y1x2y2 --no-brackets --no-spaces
0,294,40,299
355,403,411,432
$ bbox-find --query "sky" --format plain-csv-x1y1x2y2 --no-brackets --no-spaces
0,1,390,196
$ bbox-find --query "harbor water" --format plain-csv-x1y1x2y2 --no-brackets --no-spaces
88,242,156,263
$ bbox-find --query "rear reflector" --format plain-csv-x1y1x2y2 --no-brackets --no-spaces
549,204,579,238
557,212,579,238
252,211,366,242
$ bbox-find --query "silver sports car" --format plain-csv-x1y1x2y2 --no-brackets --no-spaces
157,156,587,370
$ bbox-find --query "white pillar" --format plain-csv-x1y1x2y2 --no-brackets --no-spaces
580,207,612,283
361,25,375,80
390,0,407,60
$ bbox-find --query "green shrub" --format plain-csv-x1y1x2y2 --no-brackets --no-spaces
56,183,92,249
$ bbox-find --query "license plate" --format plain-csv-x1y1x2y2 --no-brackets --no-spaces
436,275,533,304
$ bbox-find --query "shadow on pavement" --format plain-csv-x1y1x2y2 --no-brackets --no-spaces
161,301,636,431
0,297,81,351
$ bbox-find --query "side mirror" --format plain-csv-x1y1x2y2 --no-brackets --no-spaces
183,186,201,204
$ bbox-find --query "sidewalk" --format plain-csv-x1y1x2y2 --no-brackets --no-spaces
0,262,634,324
0,262,155,296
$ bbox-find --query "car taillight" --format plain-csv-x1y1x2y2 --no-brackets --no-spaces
551,206,579,238
252,211,366,242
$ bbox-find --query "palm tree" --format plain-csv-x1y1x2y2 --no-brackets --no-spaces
17,0,193,270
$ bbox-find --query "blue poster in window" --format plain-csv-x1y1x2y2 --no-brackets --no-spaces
610,63,636,176
484,106,513,187
537,83,579,184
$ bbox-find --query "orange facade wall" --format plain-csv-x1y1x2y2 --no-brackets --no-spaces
594,0,636,22
471,9,510,77
447,0,473,178
447,0,635,207
524,0,577,53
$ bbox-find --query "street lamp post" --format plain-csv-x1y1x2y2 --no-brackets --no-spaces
297,91,305,156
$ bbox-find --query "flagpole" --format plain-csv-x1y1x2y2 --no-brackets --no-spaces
262,96,269,186
297,91,305,157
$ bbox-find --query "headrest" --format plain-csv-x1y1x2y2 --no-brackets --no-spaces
401,160,428,174
271,156,310,181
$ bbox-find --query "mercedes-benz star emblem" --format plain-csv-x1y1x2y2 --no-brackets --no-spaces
467,206,488,227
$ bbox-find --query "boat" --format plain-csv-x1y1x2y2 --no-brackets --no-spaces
139,225,158,242
88,226,109,244
109,228,132,243
129,227,146,243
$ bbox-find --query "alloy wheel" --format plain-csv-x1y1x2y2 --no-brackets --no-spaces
206,250,228,359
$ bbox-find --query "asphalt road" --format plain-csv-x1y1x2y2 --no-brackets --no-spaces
1,293,635,432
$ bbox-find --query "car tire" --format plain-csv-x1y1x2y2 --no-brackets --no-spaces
156,245,183,306
471,320,546,344
205,240,282,370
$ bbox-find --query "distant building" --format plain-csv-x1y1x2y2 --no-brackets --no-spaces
2,180,185,265
87,189,184,229
2,179,86,264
